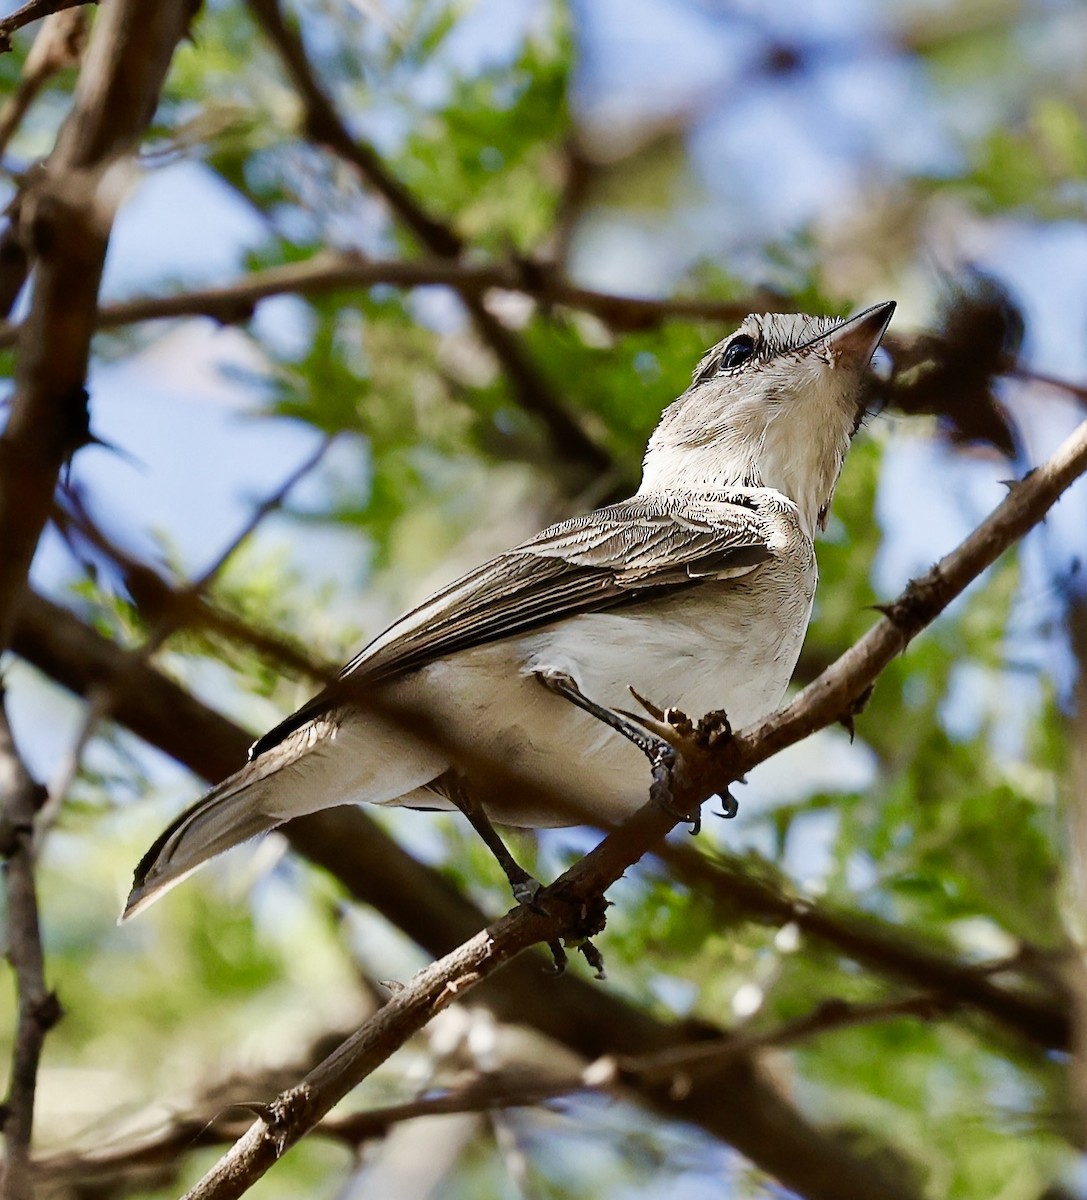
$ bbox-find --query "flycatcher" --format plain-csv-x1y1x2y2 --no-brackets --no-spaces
125,301,895,919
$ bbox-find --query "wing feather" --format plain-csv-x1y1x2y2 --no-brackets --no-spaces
249,491,775,761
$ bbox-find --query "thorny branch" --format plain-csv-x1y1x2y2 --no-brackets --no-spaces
9,588,1069,1051
0,696,60,1200
6,591,968,1200
175,413,1087,1199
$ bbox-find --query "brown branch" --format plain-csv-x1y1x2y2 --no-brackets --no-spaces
245,0,615,484
12,411,1087,1198
0,251,780,349
0,0,89,53
9,586,1070,1050
170,413,1087,1198
0,695,60,1200
620,993,955,1087
9,591,927,1200
0,0,200,655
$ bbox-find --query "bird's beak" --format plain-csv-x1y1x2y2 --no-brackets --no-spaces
827,300,896,371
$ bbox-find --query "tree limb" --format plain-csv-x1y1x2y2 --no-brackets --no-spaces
30,988,947,1195
8,592,926,1200
0,695,60,1200
157,413,1087,1199
0,250,780,347
0,0,201,654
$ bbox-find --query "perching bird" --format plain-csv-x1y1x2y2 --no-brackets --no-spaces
124,301,895,919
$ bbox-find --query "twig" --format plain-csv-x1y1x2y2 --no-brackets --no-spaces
0,694,60,1200
0,0,200,655
616,993,951,1088
31,988,949,1194
1011,366,1087,405
176,412,1087,1200
0,0,90,53
0,251,779,349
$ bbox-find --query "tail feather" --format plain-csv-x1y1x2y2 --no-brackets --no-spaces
122,706,450,921
122,765,285,921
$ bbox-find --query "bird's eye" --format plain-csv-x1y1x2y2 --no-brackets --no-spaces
720,333,756,370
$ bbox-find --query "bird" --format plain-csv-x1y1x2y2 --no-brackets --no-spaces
124,300,895,921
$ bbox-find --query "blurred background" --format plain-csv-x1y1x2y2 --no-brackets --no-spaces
2,0,1087,1197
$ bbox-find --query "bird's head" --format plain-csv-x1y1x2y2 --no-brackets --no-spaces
640,301,895,536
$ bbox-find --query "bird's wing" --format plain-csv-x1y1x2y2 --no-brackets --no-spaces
249,492,775,760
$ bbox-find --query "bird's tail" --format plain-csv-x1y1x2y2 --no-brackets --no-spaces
121,720,339,921
122,767,282,921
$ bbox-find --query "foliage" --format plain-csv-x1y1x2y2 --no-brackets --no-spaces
2,2,1086,1199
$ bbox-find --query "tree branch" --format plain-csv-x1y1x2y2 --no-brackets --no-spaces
31,988,947,1194
8,591,927,1200
11,411,1087,1199
0,8,86,158
0,0,200,654
165,412,1087,1199
0,695,60,1200
0,251,781,349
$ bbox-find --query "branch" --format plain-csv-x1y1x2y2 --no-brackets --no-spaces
0,0,200,654
0,695,61,1200
9,592,927,1200
0,0,89,53
0,251,780,349
168,412,1087,1198
245,0,615,484
0,8,86,158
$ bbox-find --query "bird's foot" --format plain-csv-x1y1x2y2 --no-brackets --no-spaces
624,694,737,828
537,885,609,979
